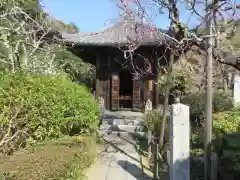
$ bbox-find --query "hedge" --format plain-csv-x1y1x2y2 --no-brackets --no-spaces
0,72,100,154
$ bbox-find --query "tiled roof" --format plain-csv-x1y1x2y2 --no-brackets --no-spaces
60,20,170,46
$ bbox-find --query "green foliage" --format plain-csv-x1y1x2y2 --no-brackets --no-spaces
0,0,92,82
59,136,97,180
143,110,163,132
0,72,99,153
191,129,204,149
0,136,97,180
55,50,95,87
189,108,240,180
213,113,240,180
158,70,191,96
144,110,170,154
213,110,240,134
0,0,97,156
0,0,54,73
181,90,233,126
47,19,79,33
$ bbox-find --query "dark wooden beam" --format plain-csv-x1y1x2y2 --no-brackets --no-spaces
107,55,111,110
96,54,100,98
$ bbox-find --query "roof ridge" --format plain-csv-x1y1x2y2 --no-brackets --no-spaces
60,19,170,46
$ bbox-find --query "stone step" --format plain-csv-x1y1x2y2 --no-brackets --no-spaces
100,124,144,132
99,111,146,138
102,119,143,126
102,111,144,119
111,125,144,132
99,130,146,137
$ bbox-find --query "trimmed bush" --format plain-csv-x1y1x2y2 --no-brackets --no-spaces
0,72,100,153
0,136,97,180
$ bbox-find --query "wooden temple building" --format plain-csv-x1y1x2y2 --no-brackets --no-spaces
61,19,171,112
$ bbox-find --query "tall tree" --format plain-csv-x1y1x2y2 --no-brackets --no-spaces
115,0,240,151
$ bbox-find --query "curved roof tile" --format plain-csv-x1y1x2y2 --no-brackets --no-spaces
60,20,170,46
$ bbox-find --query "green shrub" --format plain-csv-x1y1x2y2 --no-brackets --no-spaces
0,136,97,180
181,91,233,126
213,110,240,134
0,72,100,153
191,129,204,149
143,110,163,132
212,91,233,112
144,110,170,155
212,110,240,180
212,109,240,152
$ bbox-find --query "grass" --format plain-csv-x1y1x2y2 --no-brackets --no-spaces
0,136,97,180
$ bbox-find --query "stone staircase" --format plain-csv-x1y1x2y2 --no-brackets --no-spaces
99,111,146,137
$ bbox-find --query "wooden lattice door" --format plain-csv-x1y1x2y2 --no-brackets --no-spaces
111,72,119,110
132,78,141,111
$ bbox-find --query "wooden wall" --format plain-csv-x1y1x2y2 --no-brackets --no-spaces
94,46,166,111
96,52,110,109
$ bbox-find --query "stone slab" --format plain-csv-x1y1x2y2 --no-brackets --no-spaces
170,103,190,180
234,75,240,107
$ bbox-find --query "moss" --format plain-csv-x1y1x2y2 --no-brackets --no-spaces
0,136,96,180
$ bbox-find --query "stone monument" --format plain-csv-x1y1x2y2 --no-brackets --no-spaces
98,96,105,116
145,98,152,114
234,74,240,107
98,96,105,108
145,98,152,159
169,103,190,180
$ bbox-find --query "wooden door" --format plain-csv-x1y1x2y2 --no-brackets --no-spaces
132,78,141,111
111,72,119,110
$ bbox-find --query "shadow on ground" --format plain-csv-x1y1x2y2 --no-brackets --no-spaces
103,138,151,172
118,160,152,180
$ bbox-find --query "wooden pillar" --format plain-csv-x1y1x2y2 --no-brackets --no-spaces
111,72,119,110
96,55,100,97
132,75,141,111
96,52,109,109
106,55,111,110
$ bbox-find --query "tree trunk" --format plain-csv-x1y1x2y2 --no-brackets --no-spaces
223,78,228,92
158,0,180,150
159,52,174,149
222,66,229,93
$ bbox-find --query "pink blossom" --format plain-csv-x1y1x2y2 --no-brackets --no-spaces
149,24,157,32
119,0,136,10
123,0,136,5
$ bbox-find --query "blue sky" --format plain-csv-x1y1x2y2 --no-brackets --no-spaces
41,0,201,32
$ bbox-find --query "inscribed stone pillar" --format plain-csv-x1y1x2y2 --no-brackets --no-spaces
145,98,152,159
170,103,190,180
233,74,240,107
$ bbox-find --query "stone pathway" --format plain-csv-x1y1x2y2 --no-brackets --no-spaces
86,133,152,180
86,111,153,180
